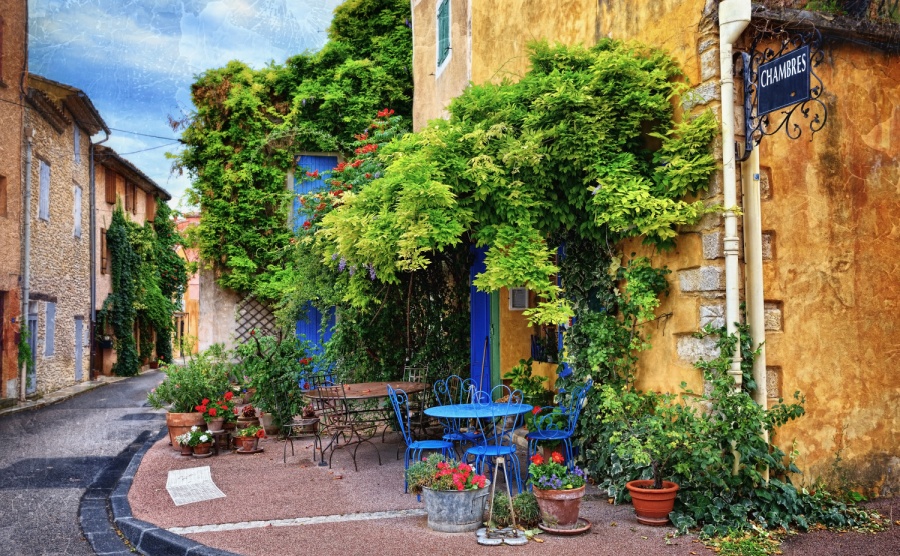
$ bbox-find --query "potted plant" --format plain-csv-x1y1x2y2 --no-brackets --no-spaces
527,451,588,531
599,383,697,526
174,432,193,456
146,348,231,450
236,403,260,430
292,403,319,434
233,424,265,453
406,453,490,533
187,426,214,458
195,392,237,432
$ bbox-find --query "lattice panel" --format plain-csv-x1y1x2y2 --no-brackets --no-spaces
235,296,276,343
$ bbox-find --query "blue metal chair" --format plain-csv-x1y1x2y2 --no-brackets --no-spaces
463,384,526,495
526,379,593,468
387,385,454,493
432,375,482,454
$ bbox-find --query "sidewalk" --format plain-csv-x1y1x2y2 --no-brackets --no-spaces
0,375,124,417
122,431,899,556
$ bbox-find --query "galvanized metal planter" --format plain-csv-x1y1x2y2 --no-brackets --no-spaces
422,482,490,533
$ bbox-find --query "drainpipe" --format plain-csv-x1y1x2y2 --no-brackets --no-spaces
89,131,110,381
718,0,751,388
20,127,34,401
741,139,770,481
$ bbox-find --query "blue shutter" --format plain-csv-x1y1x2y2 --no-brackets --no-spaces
437,0,450,66
44,302,56,356
293,155,339,232
74,125,81,164
39,161,51,220
470,246,492,393
295,304,335,364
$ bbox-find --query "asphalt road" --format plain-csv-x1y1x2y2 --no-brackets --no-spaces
0,371,165,556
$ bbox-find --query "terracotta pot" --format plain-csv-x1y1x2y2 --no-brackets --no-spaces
258,412,280,435
236,416,260,431
625,480,679,526
192,442,212,457
234,435,259,452
533,484,585,527
166,412,206,451
207,417,226,432
179,444,193,456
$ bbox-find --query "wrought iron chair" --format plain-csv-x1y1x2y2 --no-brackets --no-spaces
279,393,323,464
463,384,526,495
313,384,382,471
402,365,431,439
432,374,482,455
387,385,454,493
526,379,593,468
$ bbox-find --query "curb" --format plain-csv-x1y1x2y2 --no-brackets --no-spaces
108,428,240,556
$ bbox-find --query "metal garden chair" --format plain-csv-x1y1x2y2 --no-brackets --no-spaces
387,385,454,493
313,384,382,471
432,374,482,455
525,379,593,468
463,384,526,495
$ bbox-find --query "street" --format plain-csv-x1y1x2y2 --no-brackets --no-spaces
0,372,164,556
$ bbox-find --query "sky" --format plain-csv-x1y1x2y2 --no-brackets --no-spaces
28,0,343,208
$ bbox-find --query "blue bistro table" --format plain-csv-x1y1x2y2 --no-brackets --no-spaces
424,403,534,422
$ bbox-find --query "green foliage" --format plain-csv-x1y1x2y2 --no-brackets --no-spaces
490,491,541,528
235,334,315,428
101,205,140,376
17,324,33,375
503,358,551,407
146,346,232,413
176,0,413,302
152,202,189,363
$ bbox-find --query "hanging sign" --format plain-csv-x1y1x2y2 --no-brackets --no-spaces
757,45,810,116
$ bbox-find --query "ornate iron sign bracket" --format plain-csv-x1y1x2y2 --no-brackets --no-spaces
737,27,828,162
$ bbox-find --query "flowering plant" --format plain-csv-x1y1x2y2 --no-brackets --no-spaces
406,453,488,495
240,403,258,419
235,425,265,438
174,432,192,447
195,392,238,424
528,451,586,490
187,426,212,447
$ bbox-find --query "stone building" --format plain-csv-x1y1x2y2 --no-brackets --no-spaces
93,145,171,375
0,1,27,402
23,74,108,395
411,0,898,494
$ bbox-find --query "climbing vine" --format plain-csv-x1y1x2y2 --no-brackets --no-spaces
175,0,413,302
101,205,140,376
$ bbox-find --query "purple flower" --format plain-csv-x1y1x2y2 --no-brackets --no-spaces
338,257,347,272
332,253,338,261
349,266,356,276
368,264,376,280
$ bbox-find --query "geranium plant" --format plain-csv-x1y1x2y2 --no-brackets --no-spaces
146,348,230,413
528,451,586,491
406,453,488,496
235,425,266,438
195,392,238,424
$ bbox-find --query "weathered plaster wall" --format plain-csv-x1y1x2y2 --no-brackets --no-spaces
471,0,598,85
411,0,471,130
24,107,91,394
756,42,900,494
198,266,240,352
0,0,26,397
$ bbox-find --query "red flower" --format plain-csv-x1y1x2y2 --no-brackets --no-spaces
303,221,312,229
255,429,265,438
551,451,565,464
305,170,320,178
208,407,217,417
531,454,544,465
532,406,541,415
224,391,234,401
201,398,210,405
195,404,206,413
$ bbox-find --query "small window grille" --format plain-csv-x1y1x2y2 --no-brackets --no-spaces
509,287,528,310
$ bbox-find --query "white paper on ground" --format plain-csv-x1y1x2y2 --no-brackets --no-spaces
165,466,226,506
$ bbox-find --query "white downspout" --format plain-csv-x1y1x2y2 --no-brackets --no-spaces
719,0,751,388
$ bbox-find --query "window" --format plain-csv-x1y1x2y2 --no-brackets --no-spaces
73,185,82,238
0,175,7,217
146,194,157,223
509,287,529,310
105,167,116,204
125,180,135,213
100,228,108,274
38,160,50,220
44,302,56,356
74,125,81,164
436,0,451,69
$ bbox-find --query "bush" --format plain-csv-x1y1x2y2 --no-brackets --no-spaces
147,346,231,413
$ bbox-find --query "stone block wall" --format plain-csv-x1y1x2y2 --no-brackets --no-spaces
24,107,91,395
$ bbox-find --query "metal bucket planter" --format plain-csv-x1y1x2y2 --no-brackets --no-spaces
422,482,490,533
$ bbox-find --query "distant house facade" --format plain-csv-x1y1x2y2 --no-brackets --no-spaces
411,0,899,494
0,1,27,402
93,145,171,375
174,214,200,357
23,74,108,395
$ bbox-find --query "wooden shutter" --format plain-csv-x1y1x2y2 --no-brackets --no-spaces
101,228,108,274
105,168,116,205
44,302,56,356
146,195,157,223
437,0,450,66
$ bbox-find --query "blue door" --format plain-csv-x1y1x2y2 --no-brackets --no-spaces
470,247,493,393
294,155,339,359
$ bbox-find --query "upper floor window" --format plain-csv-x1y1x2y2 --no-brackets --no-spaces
73,184,82,238
105,167,116,205
38,160,51,221
436,0,451,71
125,180,136,214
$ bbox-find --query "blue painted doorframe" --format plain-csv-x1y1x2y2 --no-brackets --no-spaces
469,247,499,393
293,154,339,358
